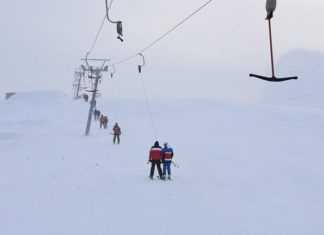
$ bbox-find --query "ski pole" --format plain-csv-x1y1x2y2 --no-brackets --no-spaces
171,161,179,168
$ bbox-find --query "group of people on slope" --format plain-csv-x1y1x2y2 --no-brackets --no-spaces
94,109,108,129
99,115,108,129
149,141,174,180
93,109,121,144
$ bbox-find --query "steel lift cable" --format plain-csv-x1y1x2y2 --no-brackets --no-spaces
105,0,123,41
110,0,213,67
139,71,158,141
88,15,106,54
108,65,119,123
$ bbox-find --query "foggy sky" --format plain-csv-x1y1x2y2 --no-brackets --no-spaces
1,0,323,101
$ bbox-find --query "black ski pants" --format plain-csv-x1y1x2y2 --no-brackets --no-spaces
113,134,120,144
150,160,163,177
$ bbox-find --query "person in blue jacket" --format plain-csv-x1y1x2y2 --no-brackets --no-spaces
162,142,174,180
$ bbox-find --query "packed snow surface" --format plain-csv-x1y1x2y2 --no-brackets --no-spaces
1,91,324,235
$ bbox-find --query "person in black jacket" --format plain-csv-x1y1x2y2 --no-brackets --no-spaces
148,141,163,180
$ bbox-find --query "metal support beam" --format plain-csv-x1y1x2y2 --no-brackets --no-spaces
81,55,109,136
84,69,100,136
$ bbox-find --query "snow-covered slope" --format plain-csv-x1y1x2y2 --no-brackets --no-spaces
1,91,324,235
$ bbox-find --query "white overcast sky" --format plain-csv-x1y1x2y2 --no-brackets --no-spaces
0,0,323,101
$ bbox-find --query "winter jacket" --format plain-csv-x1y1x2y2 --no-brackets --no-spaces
100,115,105,123
113,125,121,135
162,146,174,161
149,143,162,161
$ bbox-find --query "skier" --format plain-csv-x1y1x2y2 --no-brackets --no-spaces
93,109,99,121
103,116,108,129
112,123,121,144
162,142,174,180
83,94,88,102
148,141,163,180
99,115,105,129
93,109,97,120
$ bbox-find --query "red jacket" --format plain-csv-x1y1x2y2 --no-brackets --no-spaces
149,147,162,161
113,126,121,135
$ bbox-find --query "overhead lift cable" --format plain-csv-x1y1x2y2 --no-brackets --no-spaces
88,15,106,54
110,0,213,67
135,53,157,139
85,0,121,56
105,0,123,41
106,0,212,140
139,71,158,141
108,65,119,123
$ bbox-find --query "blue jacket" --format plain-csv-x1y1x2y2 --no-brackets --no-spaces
162,146,174,161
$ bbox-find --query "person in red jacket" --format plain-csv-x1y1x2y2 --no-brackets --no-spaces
148,141,163,180
112,123,121,144
99,115,105,129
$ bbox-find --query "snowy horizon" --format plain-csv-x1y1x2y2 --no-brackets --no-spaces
1,0,324,102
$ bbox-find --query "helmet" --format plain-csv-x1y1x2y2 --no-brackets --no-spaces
163,142,168,147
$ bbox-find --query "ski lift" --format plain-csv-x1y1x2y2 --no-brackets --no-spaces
84,52,91,68
105,0,123,42
249,0,297,82
109,65,116,78
138,53,145,73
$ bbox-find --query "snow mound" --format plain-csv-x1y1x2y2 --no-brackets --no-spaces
6,91,68,104
0,91,86,136
262,49,324,107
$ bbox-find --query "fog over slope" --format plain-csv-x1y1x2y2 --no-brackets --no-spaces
262,49,324,107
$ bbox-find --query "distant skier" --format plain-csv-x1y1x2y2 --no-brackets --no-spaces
103,116,108,129
148,141,163,180
99,115,105,129
83,94,88,102
112,123,121,144
162,142,174,180
96,110,101,120
93,109,98,120
90,99,96,108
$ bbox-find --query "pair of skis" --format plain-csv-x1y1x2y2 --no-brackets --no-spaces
146,161,179,168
